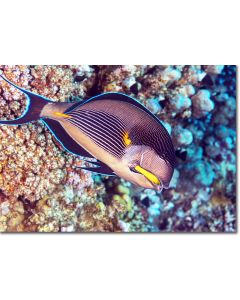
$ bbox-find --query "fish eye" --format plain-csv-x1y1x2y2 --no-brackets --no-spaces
129,167,138,173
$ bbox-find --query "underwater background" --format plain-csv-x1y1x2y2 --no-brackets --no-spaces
0,65,236,233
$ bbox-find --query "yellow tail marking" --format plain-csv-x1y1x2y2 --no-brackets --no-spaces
135,165,160,185
54,112,72,119
123,132,132,146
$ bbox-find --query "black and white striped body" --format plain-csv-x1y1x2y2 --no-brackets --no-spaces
58,99,175,188
67,99,175,165
68,109,126,160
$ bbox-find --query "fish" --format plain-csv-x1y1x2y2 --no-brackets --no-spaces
0,72,176,191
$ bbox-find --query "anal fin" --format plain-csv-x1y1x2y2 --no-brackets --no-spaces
78,164,115,176
42,118,93,158
42,119,116,176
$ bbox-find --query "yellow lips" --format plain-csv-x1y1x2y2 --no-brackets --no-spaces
135,165,160,185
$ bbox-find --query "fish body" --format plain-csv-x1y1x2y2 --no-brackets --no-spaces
0,73,176,190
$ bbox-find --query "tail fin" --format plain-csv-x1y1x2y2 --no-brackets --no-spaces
0,72,53,125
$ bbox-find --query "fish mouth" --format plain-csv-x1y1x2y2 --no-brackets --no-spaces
152,182,163,192
140,182,163,191
152,178,169,191
155,181,169,191
154,185,162,191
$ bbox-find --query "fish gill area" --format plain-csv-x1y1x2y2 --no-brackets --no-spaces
0,65,236,232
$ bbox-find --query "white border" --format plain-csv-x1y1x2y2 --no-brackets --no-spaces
0,1,239,300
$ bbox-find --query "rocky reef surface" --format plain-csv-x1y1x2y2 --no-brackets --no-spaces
0,65,236,232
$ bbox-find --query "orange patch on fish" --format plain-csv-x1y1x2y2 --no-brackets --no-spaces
123,132,132,146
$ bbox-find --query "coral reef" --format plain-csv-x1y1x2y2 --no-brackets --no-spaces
0,65,236,232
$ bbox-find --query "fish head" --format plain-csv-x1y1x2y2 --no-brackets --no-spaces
122,145,174,191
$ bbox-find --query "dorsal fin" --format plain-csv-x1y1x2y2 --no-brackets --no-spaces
65,92,159,122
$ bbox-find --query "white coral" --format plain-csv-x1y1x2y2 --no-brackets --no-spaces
160,67,181,82
173,126,193,146
170,94,192,113
179,84,195,97
205,65,224,75
191,89,215,118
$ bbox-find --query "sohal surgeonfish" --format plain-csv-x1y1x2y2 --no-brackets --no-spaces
0,73,176,191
